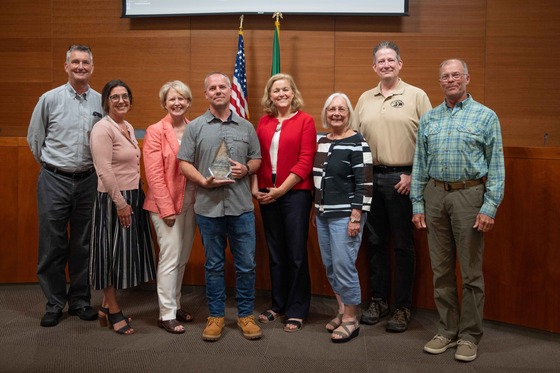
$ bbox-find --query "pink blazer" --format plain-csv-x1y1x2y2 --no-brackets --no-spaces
143,115,189,218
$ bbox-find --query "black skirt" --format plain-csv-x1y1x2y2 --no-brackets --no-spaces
90,187,156,290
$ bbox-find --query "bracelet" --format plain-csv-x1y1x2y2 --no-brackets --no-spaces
245,164,251,176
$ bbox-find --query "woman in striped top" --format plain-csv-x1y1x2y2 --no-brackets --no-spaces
313,93,373,343
90,80,156,335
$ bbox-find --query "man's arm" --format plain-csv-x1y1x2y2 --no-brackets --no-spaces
27,95,48,163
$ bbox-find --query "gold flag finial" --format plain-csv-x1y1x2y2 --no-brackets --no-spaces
239,14,244,30
273,12,283,23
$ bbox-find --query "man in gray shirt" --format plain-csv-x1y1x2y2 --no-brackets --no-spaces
27,45,102,327
179,72,262,342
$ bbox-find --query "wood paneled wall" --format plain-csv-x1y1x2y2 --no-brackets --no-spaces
0,0,559,146
1,140,559,332
1,0,560,333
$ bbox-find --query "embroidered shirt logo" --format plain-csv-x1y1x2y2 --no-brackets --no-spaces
391,100,404,108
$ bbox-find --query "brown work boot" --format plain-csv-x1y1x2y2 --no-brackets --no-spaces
237,315,262,340
202,317,225,341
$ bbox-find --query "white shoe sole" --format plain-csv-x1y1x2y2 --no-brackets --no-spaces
424,340,457,354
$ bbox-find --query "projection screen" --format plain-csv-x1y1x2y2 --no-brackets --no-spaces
122,0,409,17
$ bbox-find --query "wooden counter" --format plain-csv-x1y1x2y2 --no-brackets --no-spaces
1,139,558,332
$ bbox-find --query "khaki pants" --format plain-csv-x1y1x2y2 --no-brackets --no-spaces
424,181,486,344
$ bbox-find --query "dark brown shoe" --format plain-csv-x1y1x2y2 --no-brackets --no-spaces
158,319,185,334
176,309,193,322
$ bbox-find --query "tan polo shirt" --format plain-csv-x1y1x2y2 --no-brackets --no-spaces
352,79,432,166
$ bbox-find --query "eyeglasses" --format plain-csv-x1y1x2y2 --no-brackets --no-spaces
439,72,467,82
109,94,130,102
327,106,348,114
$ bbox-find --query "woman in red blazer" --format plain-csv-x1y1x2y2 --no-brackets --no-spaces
143,80,196,334
251,73,317,332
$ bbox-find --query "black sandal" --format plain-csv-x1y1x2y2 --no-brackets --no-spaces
259,310,280,324
99,307,131,328
158,319,185,334
108,311,134,335
283,319,303,333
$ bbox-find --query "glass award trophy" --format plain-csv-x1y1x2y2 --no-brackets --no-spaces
208,139,232,179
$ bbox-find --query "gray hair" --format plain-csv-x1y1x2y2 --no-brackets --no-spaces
66,45,93,64
321,92,354,130
373,41,401,63
439,59,469,75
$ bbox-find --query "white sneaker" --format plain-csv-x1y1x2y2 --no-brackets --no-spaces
424,334,458,354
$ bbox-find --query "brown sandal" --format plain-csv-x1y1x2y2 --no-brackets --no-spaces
176,309,193,323
158,319,185,334
326,313,343,332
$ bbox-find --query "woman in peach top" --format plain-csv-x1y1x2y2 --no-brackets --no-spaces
90,80,156,335
143,81,196,334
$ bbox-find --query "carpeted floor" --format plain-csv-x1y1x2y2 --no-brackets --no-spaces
0,283,558,373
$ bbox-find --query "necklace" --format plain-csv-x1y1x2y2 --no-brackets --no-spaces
106,115,137,148
329,129,352,140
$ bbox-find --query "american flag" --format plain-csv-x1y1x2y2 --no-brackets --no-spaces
230,29,249,119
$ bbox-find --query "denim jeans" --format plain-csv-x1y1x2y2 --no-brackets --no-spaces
196,212,256,317
315,214,366,306
365,171,415,308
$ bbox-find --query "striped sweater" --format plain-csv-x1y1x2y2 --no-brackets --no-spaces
313,132,373,217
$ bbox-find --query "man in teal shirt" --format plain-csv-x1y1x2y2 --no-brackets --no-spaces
410,59,505,362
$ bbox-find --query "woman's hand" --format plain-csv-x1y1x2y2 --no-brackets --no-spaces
117,204,133,228
163,215,176,227
348,221,360,237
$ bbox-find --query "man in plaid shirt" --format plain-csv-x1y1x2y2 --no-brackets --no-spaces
410,59,505,362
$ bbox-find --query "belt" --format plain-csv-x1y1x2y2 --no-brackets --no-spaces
373,165,412,174
43,164,95,179
432,178,483,191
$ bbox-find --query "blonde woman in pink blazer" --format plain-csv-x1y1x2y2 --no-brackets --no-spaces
143,81,196,334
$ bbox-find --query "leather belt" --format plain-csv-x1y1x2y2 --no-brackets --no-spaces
43,164,95,179
373,165,412,174
432,178,483,191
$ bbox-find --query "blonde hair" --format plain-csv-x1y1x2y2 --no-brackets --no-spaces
159,80,192,110
261,73,304,117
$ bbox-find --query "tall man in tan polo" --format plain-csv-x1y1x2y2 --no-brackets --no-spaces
352,41,431,332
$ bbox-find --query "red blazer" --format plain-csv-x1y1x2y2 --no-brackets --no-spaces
143,115,189,218
256,111,317,191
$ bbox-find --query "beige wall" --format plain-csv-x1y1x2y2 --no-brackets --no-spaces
1,0,559,146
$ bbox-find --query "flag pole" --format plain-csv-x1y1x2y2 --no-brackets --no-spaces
271,12,282,76
230,15,250,119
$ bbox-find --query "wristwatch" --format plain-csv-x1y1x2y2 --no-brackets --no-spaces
245,164,251,176
349,217,360,223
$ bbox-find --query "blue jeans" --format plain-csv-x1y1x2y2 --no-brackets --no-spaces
365,171,415,308
316,214,366,306
196,212,256,317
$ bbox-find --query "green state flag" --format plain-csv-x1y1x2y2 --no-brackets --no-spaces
271,20,280,75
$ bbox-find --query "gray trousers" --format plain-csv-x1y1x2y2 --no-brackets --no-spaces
36,168,97,313
424,181,486,344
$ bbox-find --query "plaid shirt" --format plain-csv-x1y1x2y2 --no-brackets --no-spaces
410,95,505,218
